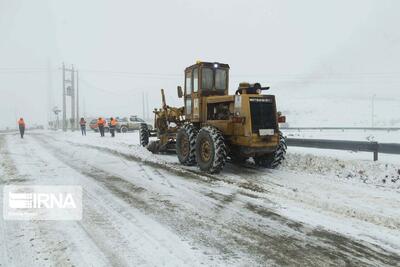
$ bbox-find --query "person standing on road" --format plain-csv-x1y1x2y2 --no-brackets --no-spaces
109,117,117,137
18,118,25,139
79,117,87,136
97,117,106,137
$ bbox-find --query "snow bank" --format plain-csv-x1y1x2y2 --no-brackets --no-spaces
282,152,400,189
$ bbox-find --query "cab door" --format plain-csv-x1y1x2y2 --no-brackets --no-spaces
192,67,200,121
184,70,193,119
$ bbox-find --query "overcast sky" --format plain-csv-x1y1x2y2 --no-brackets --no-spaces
0,0,399,128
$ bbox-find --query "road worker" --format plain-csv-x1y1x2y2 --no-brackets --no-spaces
97,117,106,137
18,118,25,139
79,117,87,136
109,117,117,137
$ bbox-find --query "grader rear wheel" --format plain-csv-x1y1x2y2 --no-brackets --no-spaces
254,131,287,168
176,123,197,165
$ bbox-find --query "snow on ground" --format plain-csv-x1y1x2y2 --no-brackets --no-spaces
282,149,400,189
1,129,400,266
57,128,400,189
0,132,212,266
281,129,400,188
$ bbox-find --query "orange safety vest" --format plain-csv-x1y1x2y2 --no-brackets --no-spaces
97,118,105,126
111,119,117,126
18,119,25,126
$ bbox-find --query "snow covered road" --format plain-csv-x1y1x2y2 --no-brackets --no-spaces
0,131,399,266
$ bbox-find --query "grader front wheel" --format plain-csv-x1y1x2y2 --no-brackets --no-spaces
195,126,227,174
139,123,149,147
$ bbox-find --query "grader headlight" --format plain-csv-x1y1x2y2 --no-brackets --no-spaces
234,95,242,108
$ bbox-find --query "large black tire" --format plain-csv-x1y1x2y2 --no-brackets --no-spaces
139,123,149,147
195,126,227,174
176,123,198,166
254,131,287,168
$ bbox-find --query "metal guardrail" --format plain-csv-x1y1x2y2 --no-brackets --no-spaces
379,143,400,155
0,129,18,134
282,127,400,131
286,138,400,161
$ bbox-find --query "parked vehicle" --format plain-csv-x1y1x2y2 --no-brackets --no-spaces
116,116,153,133
89,118,110,132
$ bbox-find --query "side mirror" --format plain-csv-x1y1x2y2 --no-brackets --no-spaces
177,86,183,98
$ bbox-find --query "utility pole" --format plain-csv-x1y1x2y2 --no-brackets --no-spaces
71,65,75,131
47,59,53,127
76,70,79,128
62,63,67,131
61,63,77,131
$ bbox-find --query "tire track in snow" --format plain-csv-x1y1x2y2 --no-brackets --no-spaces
34,133,400,266
31,135,223,266
56,134,400,234
0,135,115,267
0,135,73,266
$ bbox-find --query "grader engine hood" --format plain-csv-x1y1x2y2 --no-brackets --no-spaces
248,96,277,134
234,94,278,136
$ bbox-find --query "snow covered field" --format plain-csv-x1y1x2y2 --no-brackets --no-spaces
0,130,399,266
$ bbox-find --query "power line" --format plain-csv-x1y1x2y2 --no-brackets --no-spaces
79,68,181,77
1,65,400,79
79,77,151,96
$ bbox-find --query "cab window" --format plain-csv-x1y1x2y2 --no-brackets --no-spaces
215,69,227,90
185,98,192,115
193,68,198,92
202,68,213,90
185,71,192,95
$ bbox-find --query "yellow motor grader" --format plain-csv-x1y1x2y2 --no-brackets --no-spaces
138,89,185,153
139,61,287,173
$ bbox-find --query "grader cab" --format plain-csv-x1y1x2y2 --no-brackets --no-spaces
140,61,287,173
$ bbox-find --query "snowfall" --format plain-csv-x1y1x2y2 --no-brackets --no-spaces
0,129,399,266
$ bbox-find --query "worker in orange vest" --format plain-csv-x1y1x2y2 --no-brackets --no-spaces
109,117,118,137
97,117,106,137
18,118,25,139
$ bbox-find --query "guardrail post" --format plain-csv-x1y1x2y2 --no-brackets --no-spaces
372,142,378,161
373,150,378,161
